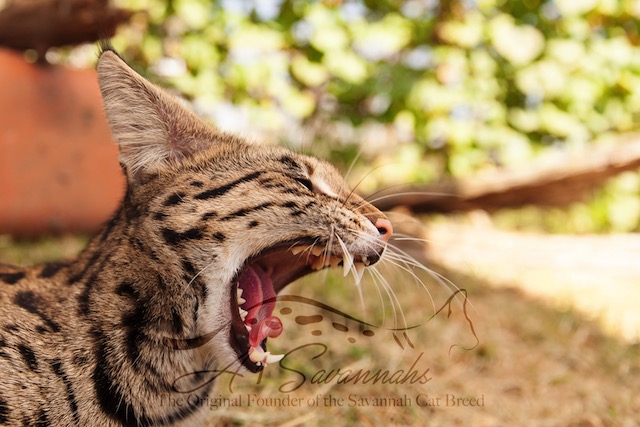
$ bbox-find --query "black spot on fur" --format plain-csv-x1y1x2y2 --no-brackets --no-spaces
163,192,186,207
171,308,184,335
38,261,68,279
0,271,25,285
115,282,136,298
281,201,299,209
190,180,204,188
161,227,203,245
121,304,148,370
248,220,260,228
34,409,50,427
0,396,10,423
153,212,168,221
182,261,196,276
201,211,217,220
194,171,263,200
18,344,38,372
212,232,226,242
291,210,305,216
14,291,61,333
50,359,80,425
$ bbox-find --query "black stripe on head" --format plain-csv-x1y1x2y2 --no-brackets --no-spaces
161,227,204,245
220,202,274,221
194,171,263,200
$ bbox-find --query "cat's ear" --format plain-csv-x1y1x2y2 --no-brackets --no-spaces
97,48,214,177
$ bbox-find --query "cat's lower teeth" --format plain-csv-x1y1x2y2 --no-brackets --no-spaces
289,245,367,274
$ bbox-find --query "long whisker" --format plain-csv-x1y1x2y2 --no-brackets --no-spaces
368,265,408,330
335,233,366,319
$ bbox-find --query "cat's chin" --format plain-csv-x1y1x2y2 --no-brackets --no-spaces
227,239,383,372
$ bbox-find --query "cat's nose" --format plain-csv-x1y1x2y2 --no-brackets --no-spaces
374,218,393,243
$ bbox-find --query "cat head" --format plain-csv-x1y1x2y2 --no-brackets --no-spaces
96,47,392,372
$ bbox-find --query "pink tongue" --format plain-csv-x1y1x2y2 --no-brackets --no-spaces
237,265,282,348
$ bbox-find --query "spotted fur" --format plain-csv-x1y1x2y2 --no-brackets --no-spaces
0,48,390,426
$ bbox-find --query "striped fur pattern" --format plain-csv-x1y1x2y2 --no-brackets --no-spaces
0,48,391,426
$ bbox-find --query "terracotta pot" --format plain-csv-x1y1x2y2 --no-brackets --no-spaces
0,48,125,236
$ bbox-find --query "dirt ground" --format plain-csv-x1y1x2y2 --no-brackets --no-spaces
1,225,639,427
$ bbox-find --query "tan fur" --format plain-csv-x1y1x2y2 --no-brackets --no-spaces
0,48,389,426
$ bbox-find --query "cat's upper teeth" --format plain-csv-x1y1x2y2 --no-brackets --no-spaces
290,246,307,255
289,245,368,274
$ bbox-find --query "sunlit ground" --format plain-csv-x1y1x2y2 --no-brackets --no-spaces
1,225,639,426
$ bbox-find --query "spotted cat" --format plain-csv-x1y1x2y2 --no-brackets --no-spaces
0,47,392,426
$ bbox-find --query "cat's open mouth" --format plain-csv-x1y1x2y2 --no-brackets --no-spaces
229,240,379,372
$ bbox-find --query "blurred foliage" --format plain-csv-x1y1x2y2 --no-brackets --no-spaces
99,0,640,231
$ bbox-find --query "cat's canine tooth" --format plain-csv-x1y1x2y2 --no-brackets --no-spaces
237,296,246,305
342,252,354,277
290,246,307,255
265,353,285,364
249,346,265,363
310,246,323,256
245,324,252,332
354,263,365,285
237,288,244,298
362,256,369,266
